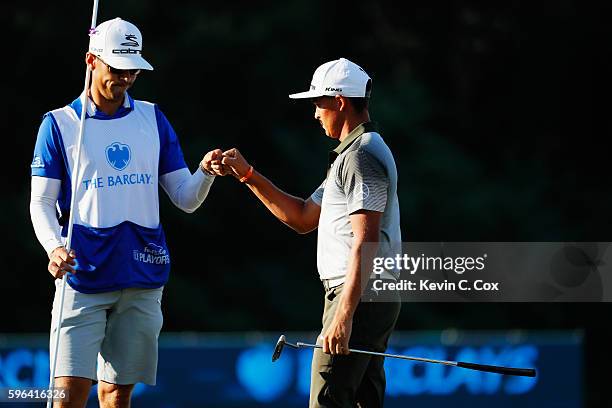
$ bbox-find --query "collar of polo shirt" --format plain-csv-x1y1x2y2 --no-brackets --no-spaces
72,91,135,120
85,92,133,117
328,121,378,166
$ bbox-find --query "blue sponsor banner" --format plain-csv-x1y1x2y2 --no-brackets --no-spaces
0,331,581,407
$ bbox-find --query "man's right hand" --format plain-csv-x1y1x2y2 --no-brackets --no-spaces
201,149,231,176
222,148,252,180
48,247,76,279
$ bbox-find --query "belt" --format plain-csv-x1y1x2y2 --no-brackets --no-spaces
322,276,398,290
322,277,345,290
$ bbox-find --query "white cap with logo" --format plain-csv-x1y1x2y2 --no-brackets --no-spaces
289,58,371,99
89,17,153,71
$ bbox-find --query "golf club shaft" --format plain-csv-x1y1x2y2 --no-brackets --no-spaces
297,342,455,365
296,342,536,377
47,2,100,407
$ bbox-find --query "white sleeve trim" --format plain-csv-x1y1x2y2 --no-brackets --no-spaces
30,176,64,256
159,167,215,213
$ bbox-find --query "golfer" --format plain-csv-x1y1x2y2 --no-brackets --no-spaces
30,17,221,407
218,58,402,407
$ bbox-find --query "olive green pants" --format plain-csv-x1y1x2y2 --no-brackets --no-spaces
309,283,401,408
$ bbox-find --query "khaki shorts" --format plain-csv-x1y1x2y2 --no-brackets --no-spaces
49,279,164,385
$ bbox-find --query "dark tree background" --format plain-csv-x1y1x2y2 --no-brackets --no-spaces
5,1,611,406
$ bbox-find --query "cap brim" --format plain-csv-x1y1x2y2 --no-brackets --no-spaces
288,90,323,99
101,55,154,71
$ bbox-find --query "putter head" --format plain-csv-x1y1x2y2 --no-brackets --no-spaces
272,335,287,362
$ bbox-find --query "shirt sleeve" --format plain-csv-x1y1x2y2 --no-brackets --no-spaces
155,105,188,176
339,149,389,214
31,113,66,179
310,180,325,205
30,176,64,255
159,167,215,213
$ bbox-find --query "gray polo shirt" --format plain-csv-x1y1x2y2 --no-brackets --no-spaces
310,122,401,283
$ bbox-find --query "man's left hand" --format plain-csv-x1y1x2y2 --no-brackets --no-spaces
321,313,353,355
201,149,230,176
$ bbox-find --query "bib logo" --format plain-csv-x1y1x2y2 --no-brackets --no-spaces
106,142,131,171
146,243,166,256
133,243,170,265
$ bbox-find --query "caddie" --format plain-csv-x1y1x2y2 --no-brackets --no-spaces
30,17,223,407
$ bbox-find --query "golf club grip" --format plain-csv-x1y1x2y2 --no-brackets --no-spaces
456,361,536,377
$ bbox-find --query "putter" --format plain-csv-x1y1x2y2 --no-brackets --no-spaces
272,335,536,377
47,2,100,407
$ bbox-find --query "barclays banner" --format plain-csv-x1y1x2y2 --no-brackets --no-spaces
0,331,581,407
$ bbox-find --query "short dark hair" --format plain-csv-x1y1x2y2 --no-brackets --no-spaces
347,79,372,112
347,97,369,112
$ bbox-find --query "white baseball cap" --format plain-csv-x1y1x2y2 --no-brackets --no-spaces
89,17,153,71
289,58,371,99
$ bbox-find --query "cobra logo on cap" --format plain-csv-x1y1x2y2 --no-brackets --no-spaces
121,34,139,47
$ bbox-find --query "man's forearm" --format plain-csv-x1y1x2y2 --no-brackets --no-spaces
336,240,379,320
244,170,310,233
159,167,215,213
30,176,64,256
336,246,364,321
